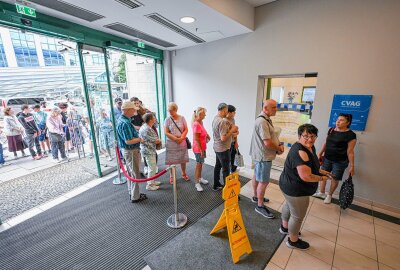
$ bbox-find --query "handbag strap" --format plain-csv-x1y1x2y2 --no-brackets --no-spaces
170,117,184,135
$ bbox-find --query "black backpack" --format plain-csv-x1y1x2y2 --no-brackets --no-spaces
339,175,354,209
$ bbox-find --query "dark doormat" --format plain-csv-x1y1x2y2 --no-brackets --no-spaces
145,199,285,270
0,155,249,270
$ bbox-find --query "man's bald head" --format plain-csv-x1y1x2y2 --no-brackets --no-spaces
263,99,278,117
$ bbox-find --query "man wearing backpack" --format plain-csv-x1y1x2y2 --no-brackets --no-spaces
250,99,284,219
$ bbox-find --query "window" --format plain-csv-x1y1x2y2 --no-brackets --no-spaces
10,30,39,67
40,36,65,66
0,36,8,67
91,54,105,65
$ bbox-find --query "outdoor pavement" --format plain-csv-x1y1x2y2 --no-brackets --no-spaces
0,146,118,222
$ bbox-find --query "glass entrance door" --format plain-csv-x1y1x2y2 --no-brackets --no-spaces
78,44,116,176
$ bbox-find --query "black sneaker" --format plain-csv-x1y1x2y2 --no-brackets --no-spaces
279,225,301,236
212,186,223,191
251,196,270,203
255,206,275,219
286,237,310,250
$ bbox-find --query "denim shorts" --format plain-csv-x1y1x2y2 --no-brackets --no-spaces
194,151,206,164
321,158,349,181
254,160,272,183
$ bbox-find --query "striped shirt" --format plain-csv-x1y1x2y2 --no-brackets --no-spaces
116,115,140,150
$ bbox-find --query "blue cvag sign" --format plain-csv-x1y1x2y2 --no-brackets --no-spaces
329,95,373,131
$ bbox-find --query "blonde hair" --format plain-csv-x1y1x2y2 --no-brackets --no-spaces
192,107,207,123
167,102,178,112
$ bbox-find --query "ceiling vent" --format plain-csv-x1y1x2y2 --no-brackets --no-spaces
103,23,176,48
114,0,143,9
145,13,205,44
28,0,105,22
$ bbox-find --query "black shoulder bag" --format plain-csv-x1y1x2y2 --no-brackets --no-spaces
170,117,192,149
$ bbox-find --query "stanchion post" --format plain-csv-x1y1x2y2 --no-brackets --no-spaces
113,146,127,185
167,165,187,229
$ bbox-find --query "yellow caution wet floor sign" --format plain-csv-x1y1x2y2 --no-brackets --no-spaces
210,173,252,263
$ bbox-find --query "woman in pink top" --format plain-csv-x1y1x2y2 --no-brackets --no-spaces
192,107,211,192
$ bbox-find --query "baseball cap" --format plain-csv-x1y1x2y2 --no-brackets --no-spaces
121,101,139,110
217,103,227,111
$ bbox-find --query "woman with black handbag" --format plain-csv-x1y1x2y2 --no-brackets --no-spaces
316,113,357,204
164,102,190,183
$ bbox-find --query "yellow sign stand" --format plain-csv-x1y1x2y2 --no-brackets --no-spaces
210,173,252,263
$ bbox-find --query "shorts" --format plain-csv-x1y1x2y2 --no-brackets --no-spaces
194,151,206,164
321,158,349,181
254,160,272,183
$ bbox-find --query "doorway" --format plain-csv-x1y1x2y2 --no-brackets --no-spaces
257,73,318,169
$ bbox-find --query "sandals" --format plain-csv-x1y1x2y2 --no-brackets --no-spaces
169,174,190,184
131,193,148,203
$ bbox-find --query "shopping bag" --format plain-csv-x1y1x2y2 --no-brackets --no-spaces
339,175,354,209
234,149,244,167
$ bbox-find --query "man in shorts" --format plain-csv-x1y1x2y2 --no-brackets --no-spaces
250,99,284,219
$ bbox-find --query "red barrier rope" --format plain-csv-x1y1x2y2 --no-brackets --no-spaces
116,146,168,183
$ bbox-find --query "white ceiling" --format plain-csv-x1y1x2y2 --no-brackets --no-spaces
244,0,277,7
1,0,270,50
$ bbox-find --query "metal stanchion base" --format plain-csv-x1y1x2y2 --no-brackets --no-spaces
167,213,188,229
112,176,127,185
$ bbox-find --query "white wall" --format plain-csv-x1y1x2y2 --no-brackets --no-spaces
170,0,400,209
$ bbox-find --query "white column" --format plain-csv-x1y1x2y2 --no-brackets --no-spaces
33,34,45,67
0,27,18,67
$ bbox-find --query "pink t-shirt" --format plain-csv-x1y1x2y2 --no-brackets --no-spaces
192,121,207,153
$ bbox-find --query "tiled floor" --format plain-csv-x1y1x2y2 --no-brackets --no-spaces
238,180,400,270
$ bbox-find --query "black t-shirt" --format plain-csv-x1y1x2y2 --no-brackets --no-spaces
131,114,144,128
279,142,319,197
325,129,356,162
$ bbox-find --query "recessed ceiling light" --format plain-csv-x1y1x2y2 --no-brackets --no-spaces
180,16,195,24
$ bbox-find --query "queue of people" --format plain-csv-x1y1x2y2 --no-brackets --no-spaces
116,97,356,252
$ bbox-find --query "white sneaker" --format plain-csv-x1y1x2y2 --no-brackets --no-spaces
313,192,326,199
195,183,203,192
143,166,148,175
0,162,10,167
199,178,209,185
146,184,159,191
324,195,332,204
153,180,161,186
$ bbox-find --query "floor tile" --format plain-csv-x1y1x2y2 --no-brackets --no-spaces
339,212,375,239
377,241,400,270
303,215,339,243
285,249,331,270
300,229,335,265
333,244,378,270
266,200,282,212
309,201,340,225
379,263,395,270
270,240,292,269
337,227,377,260
265,187,285,204
341,208,374,222
264,262,283,270
374,217,400,232
375,224,400,249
